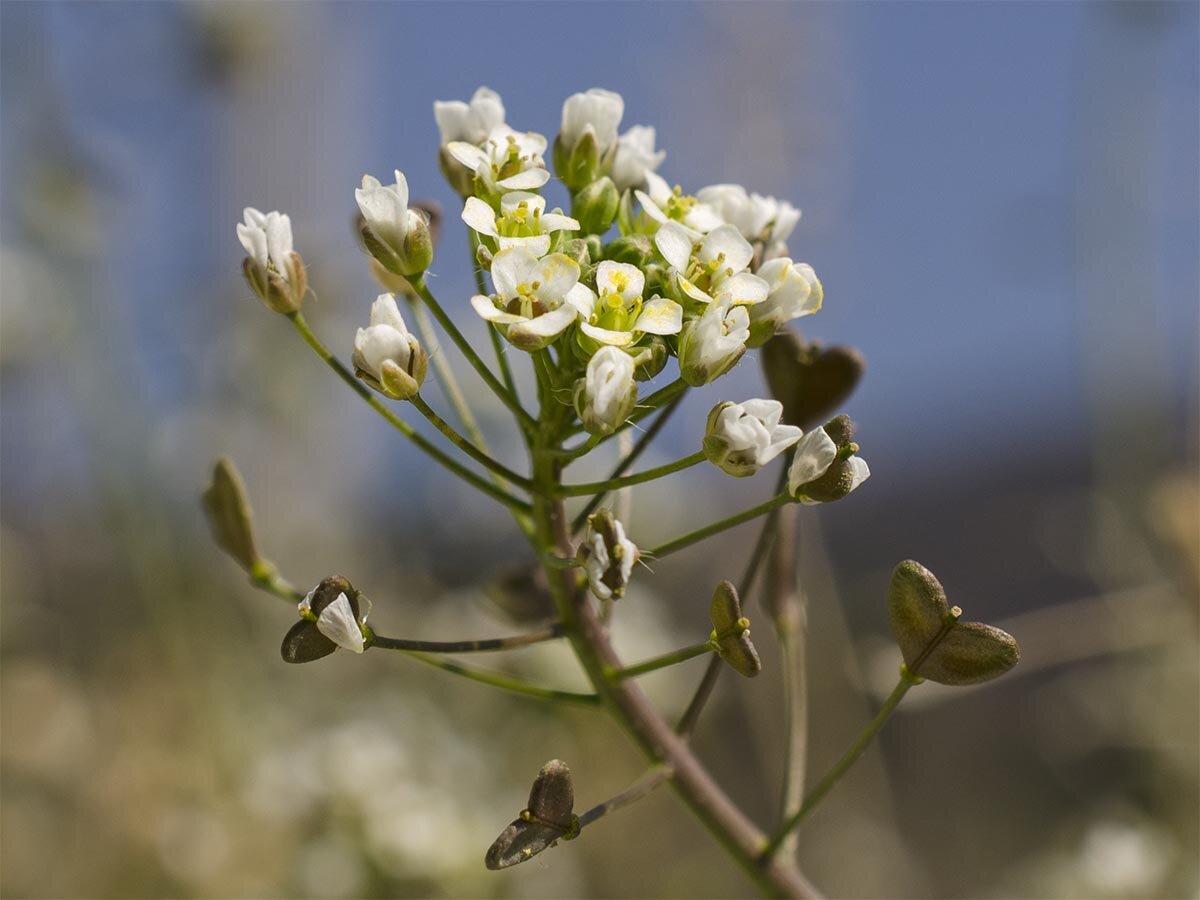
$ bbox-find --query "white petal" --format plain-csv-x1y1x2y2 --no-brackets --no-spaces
470,293,524,325
369,293,407,331
633,296,683,335
497,168,551,190
498,234,552,257
718,272,770,306
489,246,537,299
237,222,268,267
316,593,365,653
433,99,470,144
500,191,545,216
566,283,597,317
654,222,695,272
581,322,635,346
534,254,581,303
846,457,871,493
461,197,499,237
788,429,838,494
700,224,754,273
636,190,670,226
447,141,487,170
509,304,577,342
539,213,579,233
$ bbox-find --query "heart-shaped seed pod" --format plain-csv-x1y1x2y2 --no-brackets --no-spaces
485,759,579,870
888,560,1019,686
761,330,865,431
710,580,762,678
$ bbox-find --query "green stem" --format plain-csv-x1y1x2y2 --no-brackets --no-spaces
368,622,564,653
577,765,672,830
558,450,706,497
401,651,601,707
646,493,793,561
761,671,918,859
609,640,717,681
410,395,533,489
408,277,535,429
249,563,305,604
570,394,685,532
288,314,531,515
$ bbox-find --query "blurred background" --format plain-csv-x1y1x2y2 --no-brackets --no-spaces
2,2,1197,898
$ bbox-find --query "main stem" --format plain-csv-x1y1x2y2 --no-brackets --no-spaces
530,439,818,898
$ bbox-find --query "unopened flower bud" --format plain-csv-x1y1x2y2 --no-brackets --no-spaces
577,509,639,601
352,294,428,401
703,399,802,478
560,237,591,268
434,88,505,196
555,88,624,191
356,170,434,277
237,207,307,314
630,335,669,382
787,414,870,502
574,346,637,435
281,575,372,663
572,176,620,235
677,297,750,386
602,233,655,267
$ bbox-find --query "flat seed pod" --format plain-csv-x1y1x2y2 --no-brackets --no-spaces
710,581,762,678
888,560,951,668
761,330,865,431
888,560,1020,686
485,760,578,870
201,457,260,572
914,621,1020,686
280,619,338,664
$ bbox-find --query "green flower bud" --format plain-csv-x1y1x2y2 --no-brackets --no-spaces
572,176,619,235
555,128,602,192
602,233,655,267
630,335,669,382
560,237,591,269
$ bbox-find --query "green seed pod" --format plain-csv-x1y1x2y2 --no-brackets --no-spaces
887,560,1020,686
709,580,762,678
201,456,260,573
485,759,579,870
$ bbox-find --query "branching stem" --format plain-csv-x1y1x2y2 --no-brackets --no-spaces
558,451,706,497
646,493,794,560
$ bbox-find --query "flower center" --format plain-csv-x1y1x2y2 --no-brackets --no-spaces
496,201,542,238
505,281,548,319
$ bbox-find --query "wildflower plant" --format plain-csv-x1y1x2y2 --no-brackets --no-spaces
206,85,1021,897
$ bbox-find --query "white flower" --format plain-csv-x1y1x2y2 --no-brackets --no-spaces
747,258,823,346
703,399,803,477
237,207,306,314
352,294,427,400
787,426,870,503
567,261,682,349
433,86,505,146
560,88,625,158
697,183,801,254
469,246,585,351
610,125,666,192
635,172,724,236
576,510,638,602
575,346,638,435
677,296,750,386
448,125,551,193
299,589,372,654
654,221,769,306
461,191,578,258
238,207,293,275
355,170,433,275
